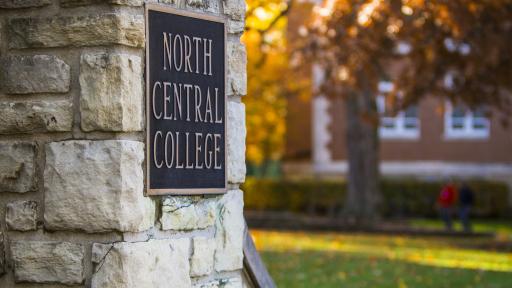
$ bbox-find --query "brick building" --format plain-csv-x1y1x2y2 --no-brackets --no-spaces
284,2,512,195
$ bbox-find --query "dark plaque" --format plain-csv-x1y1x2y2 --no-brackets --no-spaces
145,4,227,195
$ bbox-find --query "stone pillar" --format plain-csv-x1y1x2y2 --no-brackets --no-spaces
0,0,247,287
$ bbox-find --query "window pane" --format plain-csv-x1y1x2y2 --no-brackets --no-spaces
445,102,490,138
473,118,487,129
381,118,395,128
404,105,418,118
452,117,465,129
404,118,418,129
452,106,466,118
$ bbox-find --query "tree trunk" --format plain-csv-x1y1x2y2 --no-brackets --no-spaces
343,88,380,225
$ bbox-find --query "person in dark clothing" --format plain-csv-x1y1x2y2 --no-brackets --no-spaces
458,183,474,233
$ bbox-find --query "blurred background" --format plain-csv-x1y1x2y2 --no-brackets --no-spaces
241,0,512,287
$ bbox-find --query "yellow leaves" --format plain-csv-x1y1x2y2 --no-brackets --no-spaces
348,26,358,37
313,0,338,18
401,5,413,15
468,2,479,13
337,66,350,81
244,0,291,166
387,22,401,35
425,47,435,62
246,0,289,32
403,0,424,7
357,0,383,26
401,0,420,15
254,7,274,22
263,30,284,46
247,145,264,165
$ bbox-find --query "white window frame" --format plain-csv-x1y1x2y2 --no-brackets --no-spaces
376,81,420,140
444,101,490,140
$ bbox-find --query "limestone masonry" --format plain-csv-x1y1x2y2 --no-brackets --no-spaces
0,0,248,287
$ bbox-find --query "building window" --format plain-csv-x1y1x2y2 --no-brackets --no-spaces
444,102,490,139
376,82,420,140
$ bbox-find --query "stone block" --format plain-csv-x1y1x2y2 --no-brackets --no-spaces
186,0,203,7
158,0,176,4
79,52,143,132
2,101,71,135
8,13,144,49
160,196,216,231
0,0,51,8
227,101,246,184
182,0,219,13
223,0,245,21
1,55,70,94
190,237,215,277
0,142,36,193
227,40,247,96
91,239,191,288
214,189,244,272
0,233,4,276
60,0,143,7
205,0,220,13
11,241,85,285
227,19,244,34
0,101,73,134
44,140,155,233
193,277,243,288
6,200,37,231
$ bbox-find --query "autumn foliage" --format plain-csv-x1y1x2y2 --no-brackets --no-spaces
244,0,512,220
243,0,308,172
299,0,512,113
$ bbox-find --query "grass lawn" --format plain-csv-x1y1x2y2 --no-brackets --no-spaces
251,230,512,288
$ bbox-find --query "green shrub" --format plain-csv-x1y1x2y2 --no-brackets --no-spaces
242,177,510,218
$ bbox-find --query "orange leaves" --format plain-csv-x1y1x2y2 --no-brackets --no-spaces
357,0,383,26
299,0,512,114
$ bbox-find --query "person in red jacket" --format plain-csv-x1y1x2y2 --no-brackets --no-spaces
437,181,457,231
